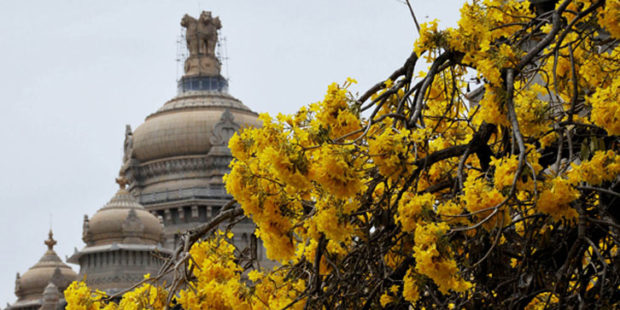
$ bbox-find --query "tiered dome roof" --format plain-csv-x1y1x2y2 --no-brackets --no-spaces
13,231,77,307
131,91,260,162
83,177,163,246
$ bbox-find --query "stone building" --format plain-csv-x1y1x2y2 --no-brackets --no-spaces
6,11,265,309
67,177,171,294
119,10,262,256
7,231,77,310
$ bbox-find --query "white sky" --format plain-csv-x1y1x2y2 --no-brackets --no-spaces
0,0,465,305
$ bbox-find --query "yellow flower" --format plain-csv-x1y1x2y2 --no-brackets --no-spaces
379,291,394,307
537,177,579,220
402,268,420,303
568,150,620,185
491,155,519,189
395,192,434,232
64,281,110,310
599,0,620,38
525,292,558,310
413,222,472,294
588,75,620,135
462,172,507,229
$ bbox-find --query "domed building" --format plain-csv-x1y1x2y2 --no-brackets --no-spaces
7,11,268,309
68,177,171,293
120,10,263,254
7,231,77,310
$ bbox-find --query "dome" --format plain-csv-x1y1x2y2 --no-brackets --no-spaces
131,91,260,162
83,177,163,246
14,231,77,303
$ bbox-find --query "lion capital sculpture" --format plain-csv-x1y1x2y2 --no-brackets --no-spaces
181,11,221,57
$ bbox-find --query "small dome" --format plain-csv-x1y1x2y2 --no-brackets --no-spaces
131,91,260,162
84,177,163,246
15,231,77,303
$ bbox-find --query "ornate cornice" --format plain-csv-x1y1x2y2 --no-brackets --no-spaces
127,154,232,190
135,156,209,180
138,186,231,205
153,92,253,115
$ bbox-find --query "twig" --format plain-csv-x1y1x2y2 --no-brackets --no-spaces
405,0,421,34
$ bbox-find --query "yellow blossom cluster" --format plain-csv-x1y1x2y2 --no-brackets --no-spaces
514,84,552,138
402,268,420,303
473,85,509,127
368,124,415,179
225,81,369,263
462,172,506,226
65,282,113,310
413,222,472,294
395,192,433,232
568,150,620,185
117,280,168,310
313,144,366,198
446,0,532,86
588,75,620,135
65,278,168,310
66,0,620,307
249,270,306,310
66,232,308,310
537,177,580,220
491,155,520,190
536,150,620,221
312,81,362,140
599,0,620,38
176,231,250,309
414,19,445,59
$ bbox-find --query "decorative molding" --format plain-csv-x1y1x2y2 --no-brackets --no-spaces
50,267,63,287
209,109,239,147
132,156,212,183
153,94,254,115
138,186,230,205
122,209,145,243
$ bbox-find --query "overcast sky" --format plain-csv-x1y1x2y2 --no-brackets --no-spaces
0,0,465,305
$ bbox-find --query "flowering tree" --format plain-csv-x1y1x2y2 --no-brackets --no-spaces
66,0,620,309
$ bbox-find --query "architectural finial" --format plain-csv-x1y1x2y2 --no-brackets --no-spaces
116,176,129,189
44,230,57,251
181,11,222,77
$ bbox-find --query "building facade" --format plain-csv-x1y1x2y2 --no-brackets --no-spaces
7,11,265,309
7,232,77,310
68,177,171,294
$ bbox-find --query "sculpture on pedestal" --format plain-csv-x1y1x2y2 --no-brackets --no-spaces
181,11,222,76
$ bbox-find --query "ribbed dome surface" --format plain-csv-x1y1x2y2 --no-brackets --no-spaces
15,231,77,302
85,180,163,246
131,91,260,162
